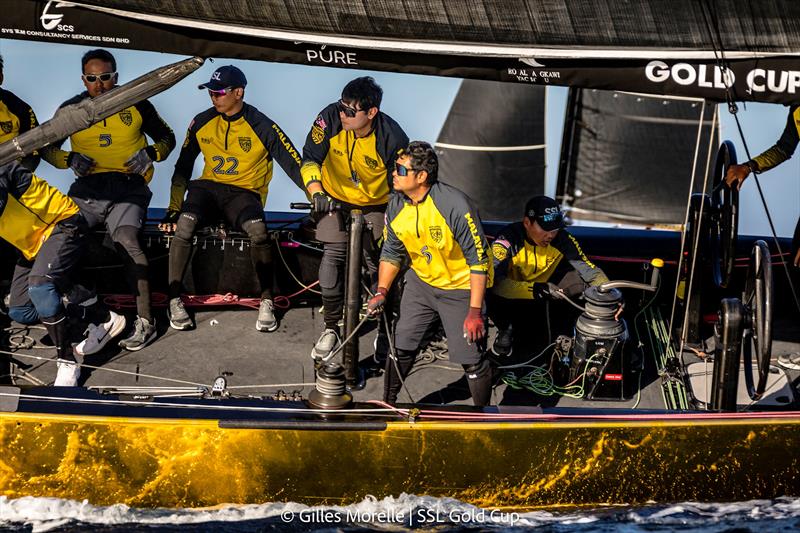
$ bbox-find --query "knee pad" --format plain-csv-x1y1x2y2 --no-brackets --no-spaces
462,358,491,379
112,225,145,258
175,212,199,242
242,219,268,246
8,303,39,325
28,281,63,319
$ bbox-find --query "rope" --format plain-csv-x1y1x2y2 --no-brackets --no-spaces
668,103,716,361
0,349,210,388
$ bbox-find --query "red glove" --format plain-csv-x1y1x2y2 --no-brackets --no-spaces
462,306,485,344
367,287,388,315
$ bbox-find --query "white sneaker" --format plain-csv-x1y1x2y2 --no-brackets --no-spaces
777,353,800,371
311,328,340,362
75,310,126,356
54,359,80,386
255,298,278,332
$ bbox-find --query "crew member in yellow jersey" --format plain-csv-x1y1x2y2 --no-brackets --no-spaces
160,65,303,332
487,196,608,358
301,76,408,361
367,142,494,406
41,49,175,352
2,162,124,386
0,54,40,171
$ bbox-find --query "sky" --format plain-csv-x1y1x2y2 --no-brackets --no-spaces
0,38,797,237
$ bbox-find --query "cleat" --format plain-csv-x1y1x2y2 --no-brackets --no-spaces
54,359,80,386
119,316,157,351
167,297,193,330
491,326,514,357
74,310,126,356
255,298,278,332
312,328,340,362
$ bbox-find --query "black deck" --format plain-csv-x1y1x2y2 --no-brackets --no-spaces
1,220,798,412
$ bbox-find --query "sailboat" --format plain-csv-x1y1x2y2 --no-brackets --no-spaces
0,0,797,509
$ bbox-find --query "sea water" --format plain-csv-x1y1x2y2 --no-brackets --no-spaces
0,494,798,532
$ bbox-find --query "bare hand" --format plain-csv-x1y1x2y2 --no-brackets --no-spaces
724,163,750,191
159,210,180,234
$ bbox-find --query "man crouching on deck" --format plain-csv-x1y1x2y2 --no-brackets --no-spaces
366,141,494,406
1,162,124,386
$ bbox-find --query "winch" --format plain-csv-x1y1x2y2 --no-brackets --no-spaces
559,259,662,400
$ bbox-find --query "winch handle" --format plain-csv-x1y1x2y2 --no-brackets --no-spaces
290,202,313,210
597,258,662,293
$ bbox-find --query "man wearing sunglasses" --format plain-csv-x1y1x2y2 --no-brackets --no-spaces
366,141,494,406
301,76,408,361
487,196,608,358
41,48,176,352
161,65,303,333
0,54,40,171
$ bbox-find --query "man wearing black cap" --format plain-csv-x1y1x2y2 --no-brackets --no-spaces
161,65,303,333
487,195,609,357
300,76,408,361
41,48,175,352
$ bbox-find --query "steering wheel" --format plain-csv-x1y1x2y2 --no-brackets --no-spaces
710,141,739,289
741,240,773,400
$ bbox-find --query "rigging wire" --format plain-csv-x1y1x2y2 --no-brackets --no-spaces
699,0,800,316
666,100,715,361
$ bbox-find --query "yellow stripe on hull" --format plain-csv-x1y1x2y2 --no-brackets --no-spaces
0,412,797,509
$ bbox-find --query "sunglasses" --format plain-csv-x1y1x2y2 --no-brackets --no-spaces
82,72,116,83
208,87,235,97
338,99,365,118
395,163,417,176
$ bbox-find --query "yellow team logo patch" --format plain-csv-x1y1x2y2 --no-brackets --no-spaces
0,121,12,134
119,110,133,126
429,226,443,243
364,155,378,170
492,243,508,261
239,137,252,153
312,125,325,145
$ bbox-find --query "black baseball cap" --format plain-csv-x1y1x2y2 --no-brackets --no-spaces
198,65,247,91
524,196,564,231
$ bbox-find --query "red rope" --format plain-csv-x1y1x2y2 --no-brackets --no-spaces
101,282,321,312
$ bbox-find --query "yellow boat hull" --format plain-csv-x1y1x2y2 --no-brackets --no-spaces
0,411,798,509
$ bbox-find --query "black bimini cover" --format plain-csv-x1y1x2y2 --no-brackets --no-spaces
557,89,718,227
6,1,800,103
437,80,545,223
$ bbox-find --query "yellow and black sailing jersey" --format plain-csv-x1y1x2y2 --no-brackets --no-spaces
750,104,800,173
300,103,408,206
382,182,492,290
169,103,302,210
490,222,608,299
41,91,175,183
0,88,40,170
0,162,79,260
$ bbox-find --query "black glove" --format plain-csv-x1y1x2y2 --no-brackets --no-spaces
67,152,95,177
161,210,180,226
534,282,563,299
312,191,339,214
125,148,153,176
